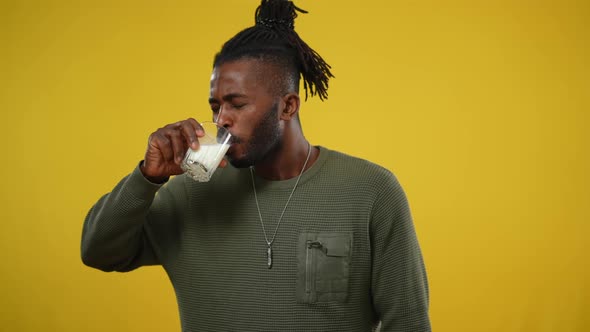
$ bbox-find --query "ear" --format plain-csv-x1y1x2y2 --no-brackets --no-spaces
279,93,300,121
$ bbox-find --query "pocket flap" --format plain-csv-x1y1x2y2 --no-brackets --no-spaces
319,235,351,257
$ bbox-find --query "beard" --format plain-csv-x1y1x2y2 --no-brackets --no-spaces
227,102,282,168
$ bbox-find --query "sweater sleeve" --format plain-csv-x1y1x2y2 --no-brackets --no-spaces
370,171,431,332
80,164,182,272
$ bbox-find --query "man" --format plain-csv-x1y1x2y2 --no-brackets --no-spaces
81,0,431,331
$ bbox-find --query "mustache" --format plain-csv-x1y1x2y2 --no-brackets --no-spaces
229,135,242,145
217,134,244,145
215,131,241,144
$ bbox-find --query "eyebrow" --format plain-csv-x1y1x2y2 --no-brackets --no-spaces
208,93,248,104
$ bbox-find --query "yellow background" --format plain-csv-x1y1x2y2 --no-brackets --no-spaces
1,0,588,331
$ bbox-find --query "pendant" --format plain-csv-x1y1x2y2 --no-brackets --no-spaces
267,245,273,269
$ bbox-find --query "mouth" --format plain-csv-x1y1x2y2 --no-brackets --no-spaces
226,136,242,151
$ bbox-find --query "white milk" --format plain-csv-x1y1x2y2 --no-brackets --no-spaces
182,143,230,182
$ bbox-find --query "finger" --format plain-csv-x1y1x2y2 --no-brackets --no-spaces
163,128,186,165
180,119,201,150
187,118,205,137
218,159,228,168
150,132,174,162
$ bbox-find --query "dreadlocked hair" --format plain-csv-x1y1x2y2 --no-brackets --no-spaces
213,0,334,101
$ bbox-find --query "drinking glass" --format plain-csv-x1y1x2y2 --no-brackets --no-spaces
180,121,231,182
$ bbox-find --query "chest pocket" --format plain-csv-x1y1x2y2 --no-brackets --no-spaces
296,232,353,304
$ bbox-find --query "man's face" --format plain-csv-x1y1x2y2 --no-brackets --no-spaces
209,59,282,168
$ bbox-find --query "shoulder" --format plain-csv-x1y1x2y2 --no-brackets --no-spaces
317,147,410,218
319,146,400,187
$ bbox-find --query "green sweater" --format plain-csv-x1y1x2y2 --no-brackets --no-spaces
81,146,430,331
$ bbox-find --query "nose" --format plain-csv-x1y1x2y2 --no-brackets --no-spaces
215,105,232,129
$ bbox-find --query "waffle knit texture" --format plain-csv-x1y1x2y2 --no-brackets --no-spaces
81,146,431,332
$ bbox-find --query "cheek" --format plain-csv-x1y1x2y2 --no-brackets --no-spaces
231,113,257,141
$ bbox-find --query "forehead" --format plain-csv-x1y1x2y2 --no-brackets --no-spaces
210,59,274,98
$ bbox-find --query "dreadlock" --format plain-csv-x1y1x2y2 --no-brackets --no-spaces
213,0,334,101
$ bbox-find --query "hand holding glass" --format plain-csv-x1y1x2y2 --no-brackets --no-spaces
181,121,231,182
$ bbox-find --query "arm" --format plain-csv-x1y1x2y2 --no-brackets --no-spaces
81,118,205,272
81,164,181,272
371,172,431,331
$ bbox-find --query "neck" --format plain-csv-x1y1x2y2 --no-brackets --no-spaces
253,129,318,181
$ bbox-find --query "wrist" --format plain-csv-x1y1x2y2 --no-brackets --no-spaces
139,161,169,184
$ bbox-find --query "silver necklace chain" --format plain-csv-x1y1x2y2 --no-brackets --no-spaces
249,142,312,269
